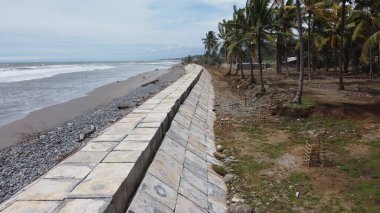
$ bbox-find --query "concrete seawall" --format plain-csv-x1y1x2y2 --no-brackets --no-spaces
127,68,226,213
0,64,226,213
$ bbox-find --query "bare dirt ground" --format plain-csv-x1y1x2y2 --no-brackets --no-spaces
208,66,380,213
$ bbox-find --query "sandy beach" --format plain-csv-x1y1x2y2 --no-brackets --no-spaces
0,65,185,203
0,66,177,149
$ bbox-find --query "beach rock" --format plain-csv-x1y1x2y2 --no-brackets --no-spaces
216,144,224,152
223,174,234,183
213,151,226,159
237,204,253,213
79,133,85,141
39,135,46,139
227,205,238,213
232,195,245,203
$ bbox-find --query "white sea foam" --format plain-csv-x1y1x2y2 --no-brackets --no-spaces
0,64,114,83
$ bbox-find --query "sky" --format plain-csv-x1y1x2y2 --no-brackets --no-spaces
0,0,245,62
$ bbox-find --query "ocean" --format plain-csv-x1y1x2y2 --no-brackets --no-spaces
0,61,178,127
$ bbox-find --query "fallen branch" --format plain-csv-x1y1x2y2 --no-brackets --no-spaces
141,79,159,87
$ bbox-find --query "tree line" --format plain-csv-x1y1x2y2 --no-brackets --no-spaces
201,0,379,104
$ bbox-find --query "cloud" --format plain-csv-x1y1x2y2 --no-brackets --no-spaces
0,0,245,61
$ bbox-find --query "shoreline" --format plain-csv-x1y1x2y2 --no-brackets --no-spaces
0,65,178,149
0,65,185,203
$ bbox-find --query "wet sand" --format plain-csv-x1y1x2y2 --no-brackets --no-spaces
0,67,174,149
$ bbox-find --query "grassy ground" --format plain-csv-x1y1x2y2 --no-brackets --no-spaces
209,66,380,212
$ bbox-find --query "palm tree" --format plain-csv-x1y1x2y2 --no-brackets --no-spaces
202,31,219,64
273,0,297,77
293,0,305,104
247,0,275,93
338,0,346,90
352,0,380,80
218,20,234,75
225,6,248,79
303,0,336,80
361,31,380,71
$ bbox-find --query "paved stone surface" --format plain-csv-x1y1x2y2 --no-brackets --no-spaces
128,68,226,212
1,201,61,213
54,199,110,213
0,65,219,213
68,163,134,198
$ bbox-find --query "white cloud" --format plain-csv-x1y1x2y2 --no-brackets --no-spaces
0,0,243,61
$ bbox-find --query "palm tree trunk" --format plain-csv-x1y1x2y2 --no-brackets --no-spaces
285,36,289,78
276,40,282,75
339,0,345,90
293,0,305,104
257,29,265,93
370,44,373,81
376,43,380,79
308,11,312,81
236,58,240,75
241,56,245,79
227,61,232,76
369,27,373,81
334,44,338,74
250,56,255,83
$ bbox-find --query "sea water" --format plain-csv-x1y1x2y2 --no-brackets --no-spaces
0,61,178,126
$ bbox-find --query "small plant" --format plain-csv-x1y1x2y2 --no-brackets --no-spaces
212,164,228,176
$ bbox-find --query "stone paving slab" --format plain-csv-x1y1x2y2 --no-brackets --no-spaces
0,64,204,213
127,68,226,213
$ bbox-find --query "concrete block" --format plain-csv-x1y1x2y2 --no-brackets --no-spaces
44,164,93,180
148,151,182,190
1,201,61,213
181,168,208,194
92,134,125,142
18,179,79,201
54,199,110,213
62,151,108,164
137,122,162,128
160,137,186,164
81,142,117,152
113,141,150,152
127,192,173,213
102,151,142,163
208,172,227,192
166,129,187,148
68,163,133,198
186,143,207,161
101,122,136,136
129,127,158,135
137,173,177,210
175,195,207,213
178,179,208,209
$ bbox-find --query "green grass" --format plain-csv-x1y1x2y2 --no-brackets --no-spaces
350,182,380,213
256,142,289,159
231,155,268,177
243,123,265,140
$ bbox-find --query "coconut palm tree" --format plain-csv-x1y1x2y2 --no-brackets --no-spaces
202,31,219,64
273,0,297,77
225,6,249,79
246,0,275,93
338,0,346,90
218,20,234,75
352,0,380,80
303,0,336,80
293,0,305,104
